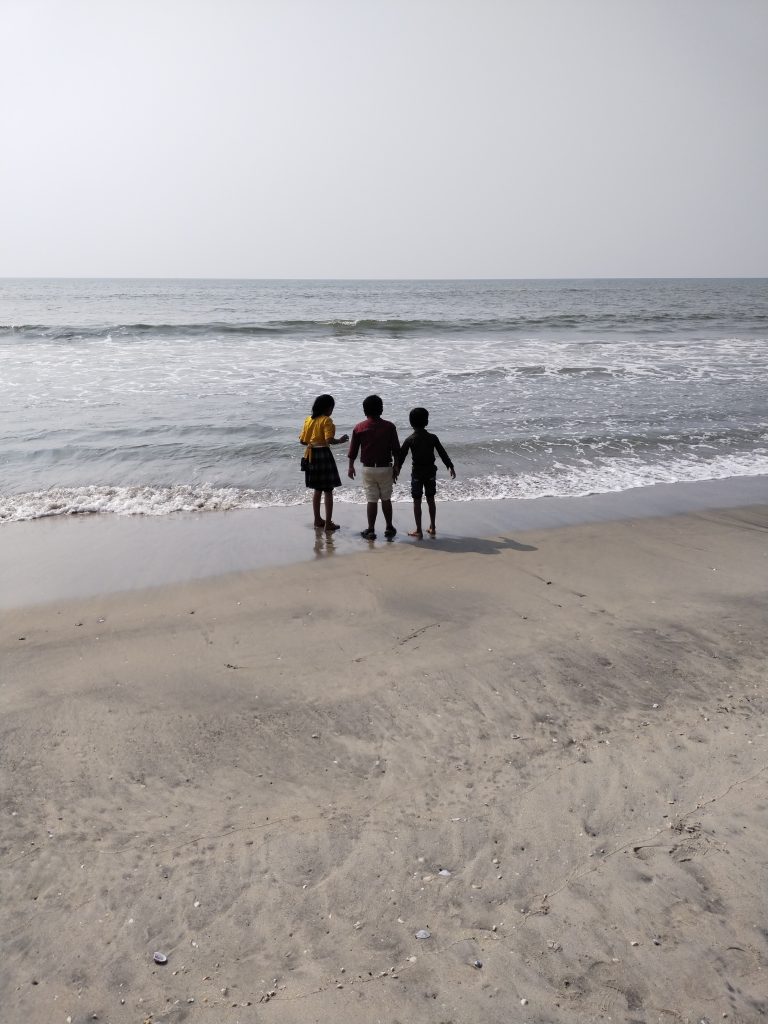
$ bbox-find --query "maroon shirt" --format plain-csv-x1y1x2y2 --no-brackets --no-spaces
348,417,400,467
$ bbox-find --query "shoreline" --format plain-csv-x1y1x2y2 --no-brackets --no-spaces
2,499,767,1023
1,473,767,609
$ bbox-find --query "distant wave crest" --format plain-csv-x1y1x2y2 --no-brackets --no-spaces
3,308,768,341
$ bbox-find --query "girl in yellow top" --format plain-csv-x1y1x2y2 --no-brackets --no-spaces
299,394,348,531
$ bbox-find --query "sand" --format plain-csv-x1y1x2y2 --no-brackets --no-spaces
2,503,768,1024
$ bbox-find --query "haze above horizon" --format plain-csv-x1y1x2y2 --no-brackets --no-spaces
2,0,766,279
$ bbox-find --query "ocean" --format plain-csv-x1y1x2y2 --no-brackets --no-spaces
1,278,767,522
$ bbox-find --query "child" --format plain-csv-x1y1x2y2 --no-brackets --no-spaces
299,394,348,531
397,407,455,538
347,394,401,540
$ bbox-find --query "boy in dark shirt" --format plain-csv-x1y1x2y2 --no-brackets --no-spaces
397,407,455,539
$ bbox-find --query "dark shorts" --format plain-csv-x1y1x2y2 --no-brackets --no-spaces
305,446,342,491
411,474,436,500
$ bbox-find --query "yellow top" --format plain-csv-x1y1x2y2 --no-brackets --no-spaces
300,414,336,461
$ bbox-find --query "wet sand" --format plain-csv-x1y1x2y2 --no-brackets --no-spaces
2,500,768,1023
2,474,768,608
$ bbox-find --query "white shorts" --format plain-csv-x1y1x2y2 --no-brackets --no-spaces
362,466,394,502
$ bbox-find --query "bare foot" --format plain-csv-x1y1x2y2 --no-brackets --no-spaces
325,522,340,532
408,530,423,539
427,526,436,536
314,518,326,528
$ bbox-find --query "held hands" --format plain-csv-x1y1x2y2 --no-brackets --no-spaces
338,433,349,444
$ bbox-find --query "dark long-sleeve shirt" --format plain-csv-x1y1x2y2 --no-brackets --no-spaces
398,429,453,478
348,417,400,467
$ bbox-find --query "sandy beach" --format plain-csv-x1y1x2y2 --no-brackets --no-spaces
4,0,767,1019
2,500,768,1024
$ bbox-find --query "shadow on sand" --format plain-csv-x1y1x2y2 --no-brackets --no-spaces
412,534,537,555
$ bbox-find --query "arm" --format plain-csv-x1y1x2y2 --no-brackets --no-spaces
325,417,348,446
347,429,360,478
434,436,456,478
396,437,411,474
391,425,401,480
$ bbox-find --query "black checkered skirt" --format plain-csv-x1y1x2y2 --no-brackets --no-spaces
304,446,342,491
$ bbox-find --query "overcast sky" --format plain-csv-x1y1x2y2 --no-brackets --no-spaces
1,0,766,278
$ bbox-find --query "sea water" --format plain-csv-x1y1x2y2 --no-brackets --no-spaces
1,278,766,521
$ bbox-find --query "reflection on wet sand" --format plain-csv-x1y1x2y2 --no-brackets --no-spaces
313,529,337,558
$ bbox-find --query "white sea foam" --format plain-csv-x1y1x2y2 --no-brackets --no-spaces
0,484,304,523
440,449,768,502
3,452,767,522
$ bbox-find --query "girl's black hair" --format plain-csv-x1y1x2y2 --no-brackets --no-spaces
311,394,335,418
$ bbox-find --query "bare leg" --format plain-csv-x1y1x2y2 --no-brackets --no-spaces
367,501,378,531
324,490,339,531
409,498,423,537
426,495,437,534
382,499,394,531
312,490,324,527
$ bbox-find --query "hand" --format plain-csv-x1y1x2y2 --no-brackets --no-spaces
348,464,356,479
338,433,349,444
449,467,456,479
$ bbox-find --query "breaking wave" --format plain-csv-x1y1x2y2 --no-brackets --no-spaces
3,451,768,522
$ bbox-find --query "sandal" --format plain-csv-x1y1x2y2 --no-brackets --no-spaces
360,529,376,540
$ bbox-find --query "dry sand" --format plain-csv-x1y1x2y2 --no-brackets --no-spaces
2,504,768,1024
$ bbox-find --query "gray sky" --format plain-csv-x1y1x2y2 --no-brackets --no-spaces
1,0,766,278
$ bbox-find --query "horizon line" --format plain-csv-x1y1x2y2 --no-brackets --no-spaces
2,275,767,283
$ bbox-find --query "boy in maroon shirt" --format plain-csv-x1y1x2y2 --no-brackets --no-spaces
347,394,400,540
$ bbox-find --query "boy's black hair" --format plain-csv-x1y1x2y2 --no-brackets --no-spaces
409,407,429,429
311,394,335,418
362,394,384,418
